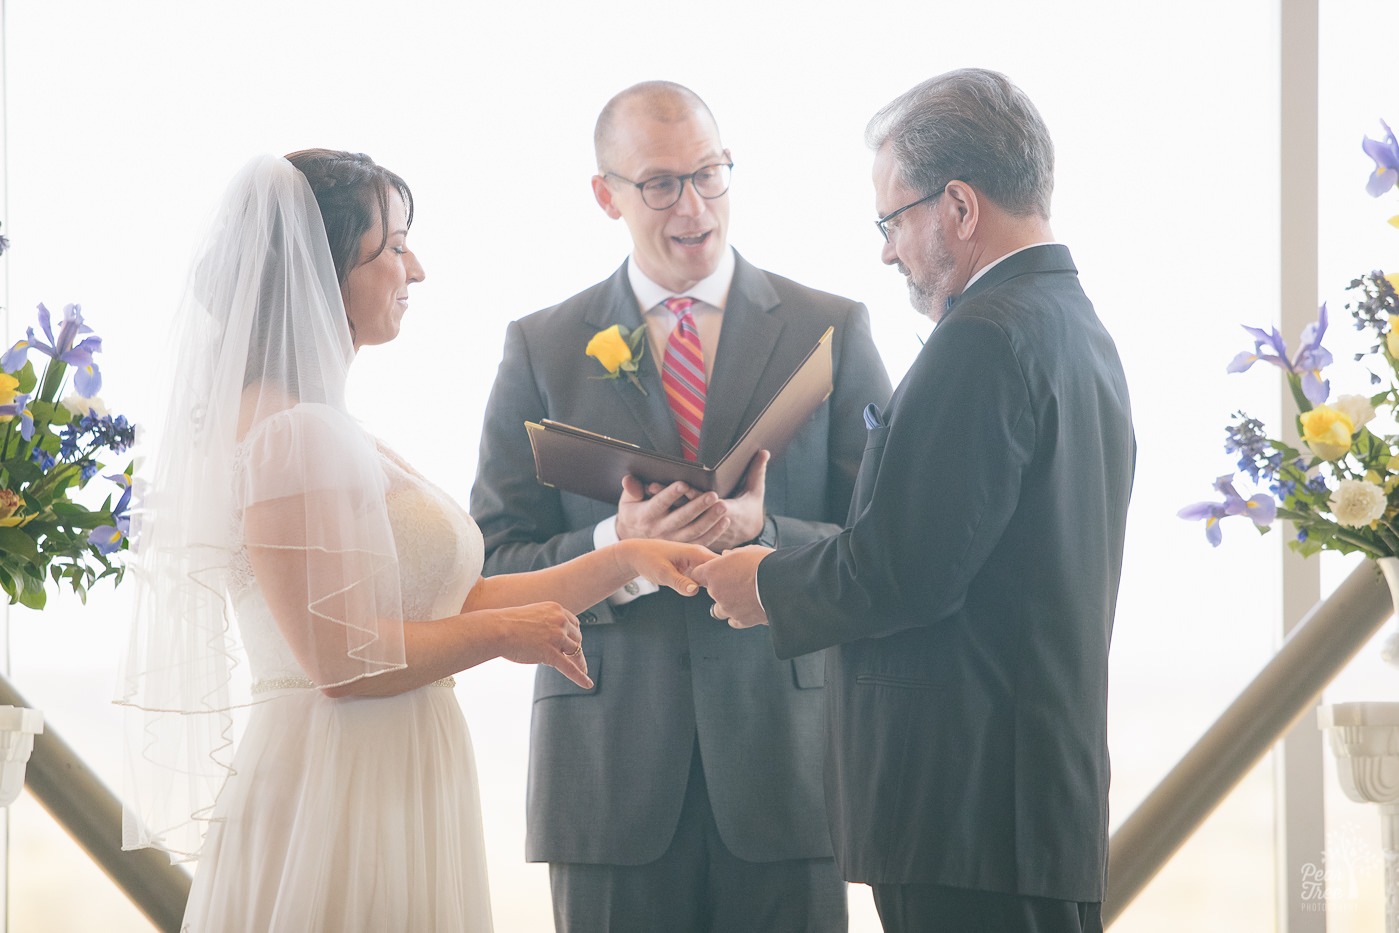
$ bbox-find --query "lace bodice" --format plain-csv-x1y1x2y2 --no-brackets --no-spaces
230,438,482,684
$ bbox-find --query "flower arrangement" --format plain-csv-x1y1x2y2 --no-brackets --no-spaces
585,323,648,395
1181,120,1399,558
0,301,135,608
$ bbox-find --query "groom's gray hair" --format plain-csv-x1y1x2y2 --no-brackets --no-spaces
867,68,1054,219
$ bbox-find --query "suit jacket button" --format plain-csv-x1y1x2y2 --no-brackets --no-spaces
580,611,597,625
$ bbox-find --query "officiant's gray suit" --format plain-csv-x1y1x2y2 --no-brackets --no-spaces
471,250,890,922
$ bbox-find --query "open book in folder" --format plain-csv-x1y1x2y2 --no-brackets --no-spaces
526,326,835,504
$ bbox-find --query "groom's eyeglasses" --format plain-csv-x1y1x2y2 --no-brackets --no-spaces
875,191,942,243
604,161,734,211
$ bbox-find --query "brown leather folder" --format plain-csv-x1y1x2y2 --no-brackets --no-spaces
526,326,834,504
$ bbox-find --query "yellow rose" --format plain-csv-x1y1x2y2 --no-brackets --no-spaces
586,325,633,375
0,488,30,527
1388,314,1399,359
1299,405,1355,461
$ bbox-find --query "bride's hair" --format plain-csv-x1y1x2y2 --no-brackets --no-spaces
237,150,414,388
284,149,415,283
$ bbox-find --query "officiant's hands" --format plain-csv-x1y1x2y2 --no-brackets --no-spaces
691,546,773,628
616,451,770,553
704,450,768,552
615,475,730,546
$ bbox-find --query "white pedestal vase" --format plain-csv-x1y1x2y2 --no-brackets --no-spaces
1317,559,1399,930
0,705,42,807
1318,701,1399,932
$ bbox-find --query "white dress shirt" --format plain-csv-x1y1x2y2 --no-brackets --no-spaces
594,248,737,604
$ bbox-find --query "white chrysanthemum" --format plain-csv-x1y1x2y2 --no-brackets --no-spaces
1329,479,1388,527
1332,394,1377,431
60,393,107,418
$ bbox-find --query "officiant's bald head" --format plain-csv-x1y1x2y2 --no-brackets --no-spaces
593,81,719,172
589,81,733,294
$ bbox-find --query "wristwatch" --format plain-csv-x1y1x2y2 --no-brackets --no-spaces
751,513,777,548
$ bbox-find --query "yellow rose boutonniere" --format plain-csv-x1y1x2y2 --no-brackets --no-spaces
585,324,649,396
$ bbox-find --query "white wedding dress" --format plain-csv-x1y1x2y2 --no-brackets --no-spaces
180,438,494,932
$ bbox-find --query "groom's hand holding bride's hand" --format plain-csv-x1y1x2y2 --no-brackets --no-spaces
691,546,773,629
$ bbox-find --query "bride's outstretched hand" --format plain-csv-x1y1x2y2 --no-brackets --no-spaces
623,539,713,596
491,602,592,689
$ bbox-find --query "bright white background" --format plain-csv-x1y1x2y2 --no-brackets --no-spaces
3,1,1398,930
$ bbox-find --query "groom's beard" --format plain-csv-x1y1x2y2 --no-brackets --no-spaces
903,229,959,322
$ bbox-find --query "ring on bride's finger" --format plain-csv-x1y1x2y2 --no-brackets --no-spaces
564,644,580,657
709,605,723,620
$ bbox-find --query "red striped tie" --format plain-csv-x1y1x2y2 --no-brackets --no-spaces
661,297,706,461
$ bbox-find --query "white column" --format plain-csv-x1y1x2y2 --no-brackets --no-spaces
0,2,11,929
1277,1,1325,930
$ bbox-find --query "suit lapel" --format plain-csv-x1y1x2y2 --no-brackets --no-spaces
583,262,685,458
698,254,783,465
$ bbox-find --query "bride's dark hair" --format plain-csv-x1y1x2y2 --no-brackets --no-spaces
284,149,415,283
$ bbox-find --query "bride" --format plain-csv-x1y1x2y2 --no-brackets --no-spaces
116,150,712,931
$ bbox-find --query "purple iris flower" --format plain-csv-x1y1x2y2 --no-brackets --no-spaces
1363,119,1399,197
1227,304,1332,405
88,473,131,555
0,393,34,441
1,340,28,374
18,303,103,396
1179,474,1278,546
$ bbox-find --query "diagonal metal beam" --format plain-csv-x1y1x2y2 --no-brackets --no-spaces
0,675,189,932
1105,559,1393,925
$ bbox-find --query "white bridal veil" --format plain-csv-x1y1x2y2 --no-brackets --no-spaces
116,155,408,861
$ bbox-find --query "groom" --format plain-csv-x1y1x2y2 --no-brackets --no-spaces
696,69,1136,933
471,81,891,931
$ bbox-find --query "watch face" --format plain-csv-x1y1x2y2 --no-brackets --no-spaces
757,515,776,548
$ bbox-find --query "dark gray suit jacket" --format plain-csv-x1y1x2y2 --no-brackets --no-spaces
758,245,1135,901
470,252,892,865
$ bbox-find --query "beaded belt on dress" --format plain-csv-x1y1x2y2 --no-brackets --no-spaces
251,675,456,694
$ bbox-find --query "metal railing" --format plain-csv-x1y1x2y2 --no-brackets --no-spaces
0,675,189,932
1104,559,1394,924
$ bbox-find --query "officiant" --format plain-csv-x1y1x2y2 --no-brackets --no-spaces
469,80,890,932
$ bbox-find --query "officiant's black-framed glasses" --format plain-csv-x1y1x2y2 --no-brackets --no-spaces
875,190,943,242
604,160,734,211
